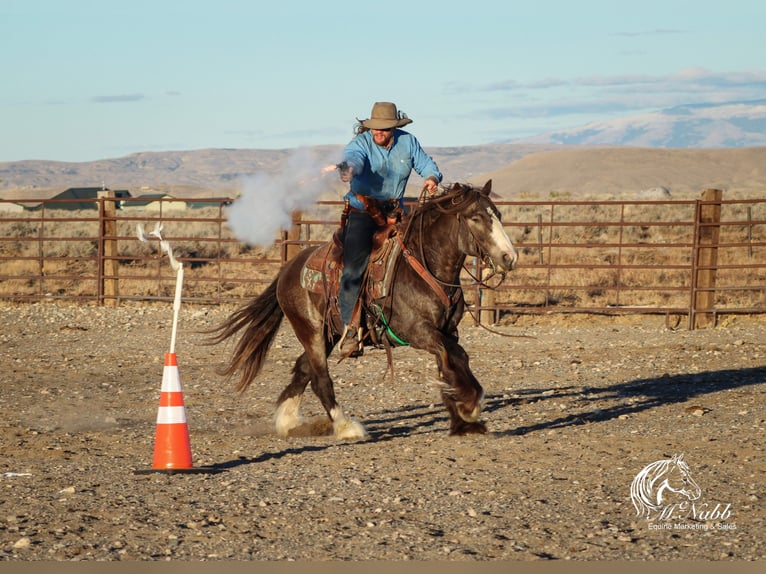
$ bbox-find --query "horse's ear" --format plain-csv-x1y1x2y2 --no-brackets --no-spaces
480,180,492,196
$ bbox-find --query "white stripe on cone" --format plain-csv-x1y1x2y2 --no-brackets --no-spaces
161,364,183,393
156,406,187,425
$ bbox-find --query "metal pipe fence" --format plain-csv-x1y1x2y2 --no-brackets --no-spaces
0,192,764,329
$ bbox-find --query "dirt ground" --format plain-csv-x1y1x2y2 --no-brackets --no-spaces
0,300,764,562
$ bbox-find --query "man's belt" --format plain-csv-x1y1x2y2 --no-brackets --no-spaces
353,194,402,226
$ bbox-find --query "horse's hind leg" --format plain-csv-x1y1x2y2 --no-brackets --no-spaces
310,373,368,440
274,252,366,440
274,353,312,437
275,347,367,440
307,338,368,440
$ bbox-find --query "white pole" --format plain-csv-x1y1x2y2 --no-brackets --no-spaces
137,224,184,354
169,263,184,355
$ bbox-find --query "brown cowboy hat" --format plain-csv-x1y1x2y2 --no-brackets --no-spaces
359,102,413,130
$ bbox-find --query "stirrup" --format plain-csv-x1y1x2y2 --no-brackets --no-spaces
339,324,363,358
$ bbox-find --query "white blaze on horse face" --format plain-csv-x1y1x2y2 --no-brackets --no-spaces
487,207,518,270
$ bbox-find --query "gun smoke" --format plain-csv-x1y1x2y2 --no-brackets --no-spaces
227,147,339,247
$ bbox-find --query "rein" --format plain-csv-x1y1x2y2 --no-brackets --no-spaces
403,191,533,340
393,231,456,307
401,186,508,299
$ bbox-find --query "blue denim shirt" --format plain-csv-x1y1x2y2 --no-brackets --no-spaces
342,130,442,210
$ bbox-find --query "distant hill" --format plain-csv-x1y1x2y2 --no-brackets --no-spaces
473,146,766,199
3,144,766,203
0,144,559,197
515,100,766,148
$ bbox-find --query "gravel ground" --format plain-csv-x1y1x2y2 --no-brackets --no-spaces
0,301,764,561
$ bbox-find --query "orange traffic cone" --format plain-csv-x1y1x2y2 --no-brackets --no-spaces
151,352,193,470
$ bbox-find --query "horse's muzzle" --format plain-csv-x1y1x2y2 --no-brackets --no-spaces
491,247,517,273
502,248,518,272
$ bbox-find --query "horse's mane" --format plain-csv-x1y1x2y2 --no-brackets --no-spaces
399,182,489,247
399,183,470,243
408,182,484,220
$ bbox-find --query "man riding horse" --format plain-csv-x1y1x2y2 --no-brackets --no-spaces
334,101,442,358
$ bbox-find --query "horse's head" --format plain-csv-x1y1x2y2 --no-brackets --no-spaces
434,180,518,273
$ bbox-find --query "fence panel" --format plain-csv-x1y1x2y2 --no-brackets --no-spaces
1,193,764,328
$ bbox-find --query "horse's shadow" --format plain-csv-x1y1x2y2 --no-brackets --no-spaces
490,364,766,436
205,365,765,471
204,444,330,472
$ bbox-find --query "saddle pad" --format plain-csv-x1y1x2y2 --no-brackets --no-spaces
299,230,402,302
366,235,401,300
300,241,341,296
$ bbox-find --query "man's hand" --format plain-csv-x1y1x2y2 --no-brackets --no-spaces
337,161,354,183
423,177,439,195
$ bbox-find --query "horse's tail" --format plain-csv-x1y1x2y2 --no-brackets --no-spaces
207,274,284,393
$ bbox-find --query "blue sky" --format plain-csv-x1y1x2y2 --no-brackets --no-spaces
2,0,765,162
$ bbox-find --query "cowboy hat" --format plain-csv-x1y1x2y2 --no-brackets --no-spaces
359,102,413,130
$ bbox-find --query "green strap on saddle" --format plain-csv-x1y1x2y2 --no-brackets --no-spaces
373,304,409,346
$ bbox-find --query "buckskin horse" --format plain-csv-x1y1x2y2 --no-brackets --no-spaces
209,180,518,438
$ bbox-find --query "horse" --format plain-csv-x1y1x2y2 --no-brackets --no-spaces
630,453,702,518
209,180,518,439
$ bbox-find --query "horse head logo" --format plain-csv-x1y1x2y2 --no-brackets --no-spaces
630,453,702,519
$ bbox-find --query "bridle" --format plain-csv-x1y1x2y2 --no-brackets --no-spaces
404,186,509,294
386,184,531,340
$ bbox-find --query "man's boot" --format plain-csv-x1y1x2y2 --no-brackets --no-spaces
340,324,363,358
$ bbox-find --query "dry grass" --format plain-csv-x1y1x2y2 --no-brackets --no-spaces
1,199,764,316
489,199,766,313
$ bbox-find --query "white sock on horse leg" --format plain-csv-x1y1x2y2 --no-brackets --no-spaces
274,395,304,437
330,406,368,440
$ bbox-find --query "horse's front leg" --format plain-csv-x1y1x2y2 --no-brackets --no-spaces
435,337,486,435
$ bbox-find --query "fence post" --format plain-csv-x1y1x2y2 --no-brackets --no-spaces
98,191,118,307
286,210,302,261
693,188,722,328
479,266,496,325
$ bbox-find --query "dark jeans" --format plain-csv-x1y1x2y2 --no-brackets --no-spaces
339,210,378,325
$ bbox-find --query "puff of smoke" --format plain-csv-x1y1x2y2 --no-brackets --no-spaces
226,147,339,248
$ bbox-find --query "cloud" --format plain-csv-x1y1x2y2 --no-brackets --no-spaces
482,98,645,119
573,74,660,87
485,68,766,94
611,28,686,37
475,68,766,121
484,79,523,91
91,93,145,103
527,78,569,90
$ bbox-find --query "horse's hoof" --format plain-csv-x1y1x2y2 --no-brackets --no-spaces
450,420,487,436
334,417,368,440
456,396,484,423
331,406,369,440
